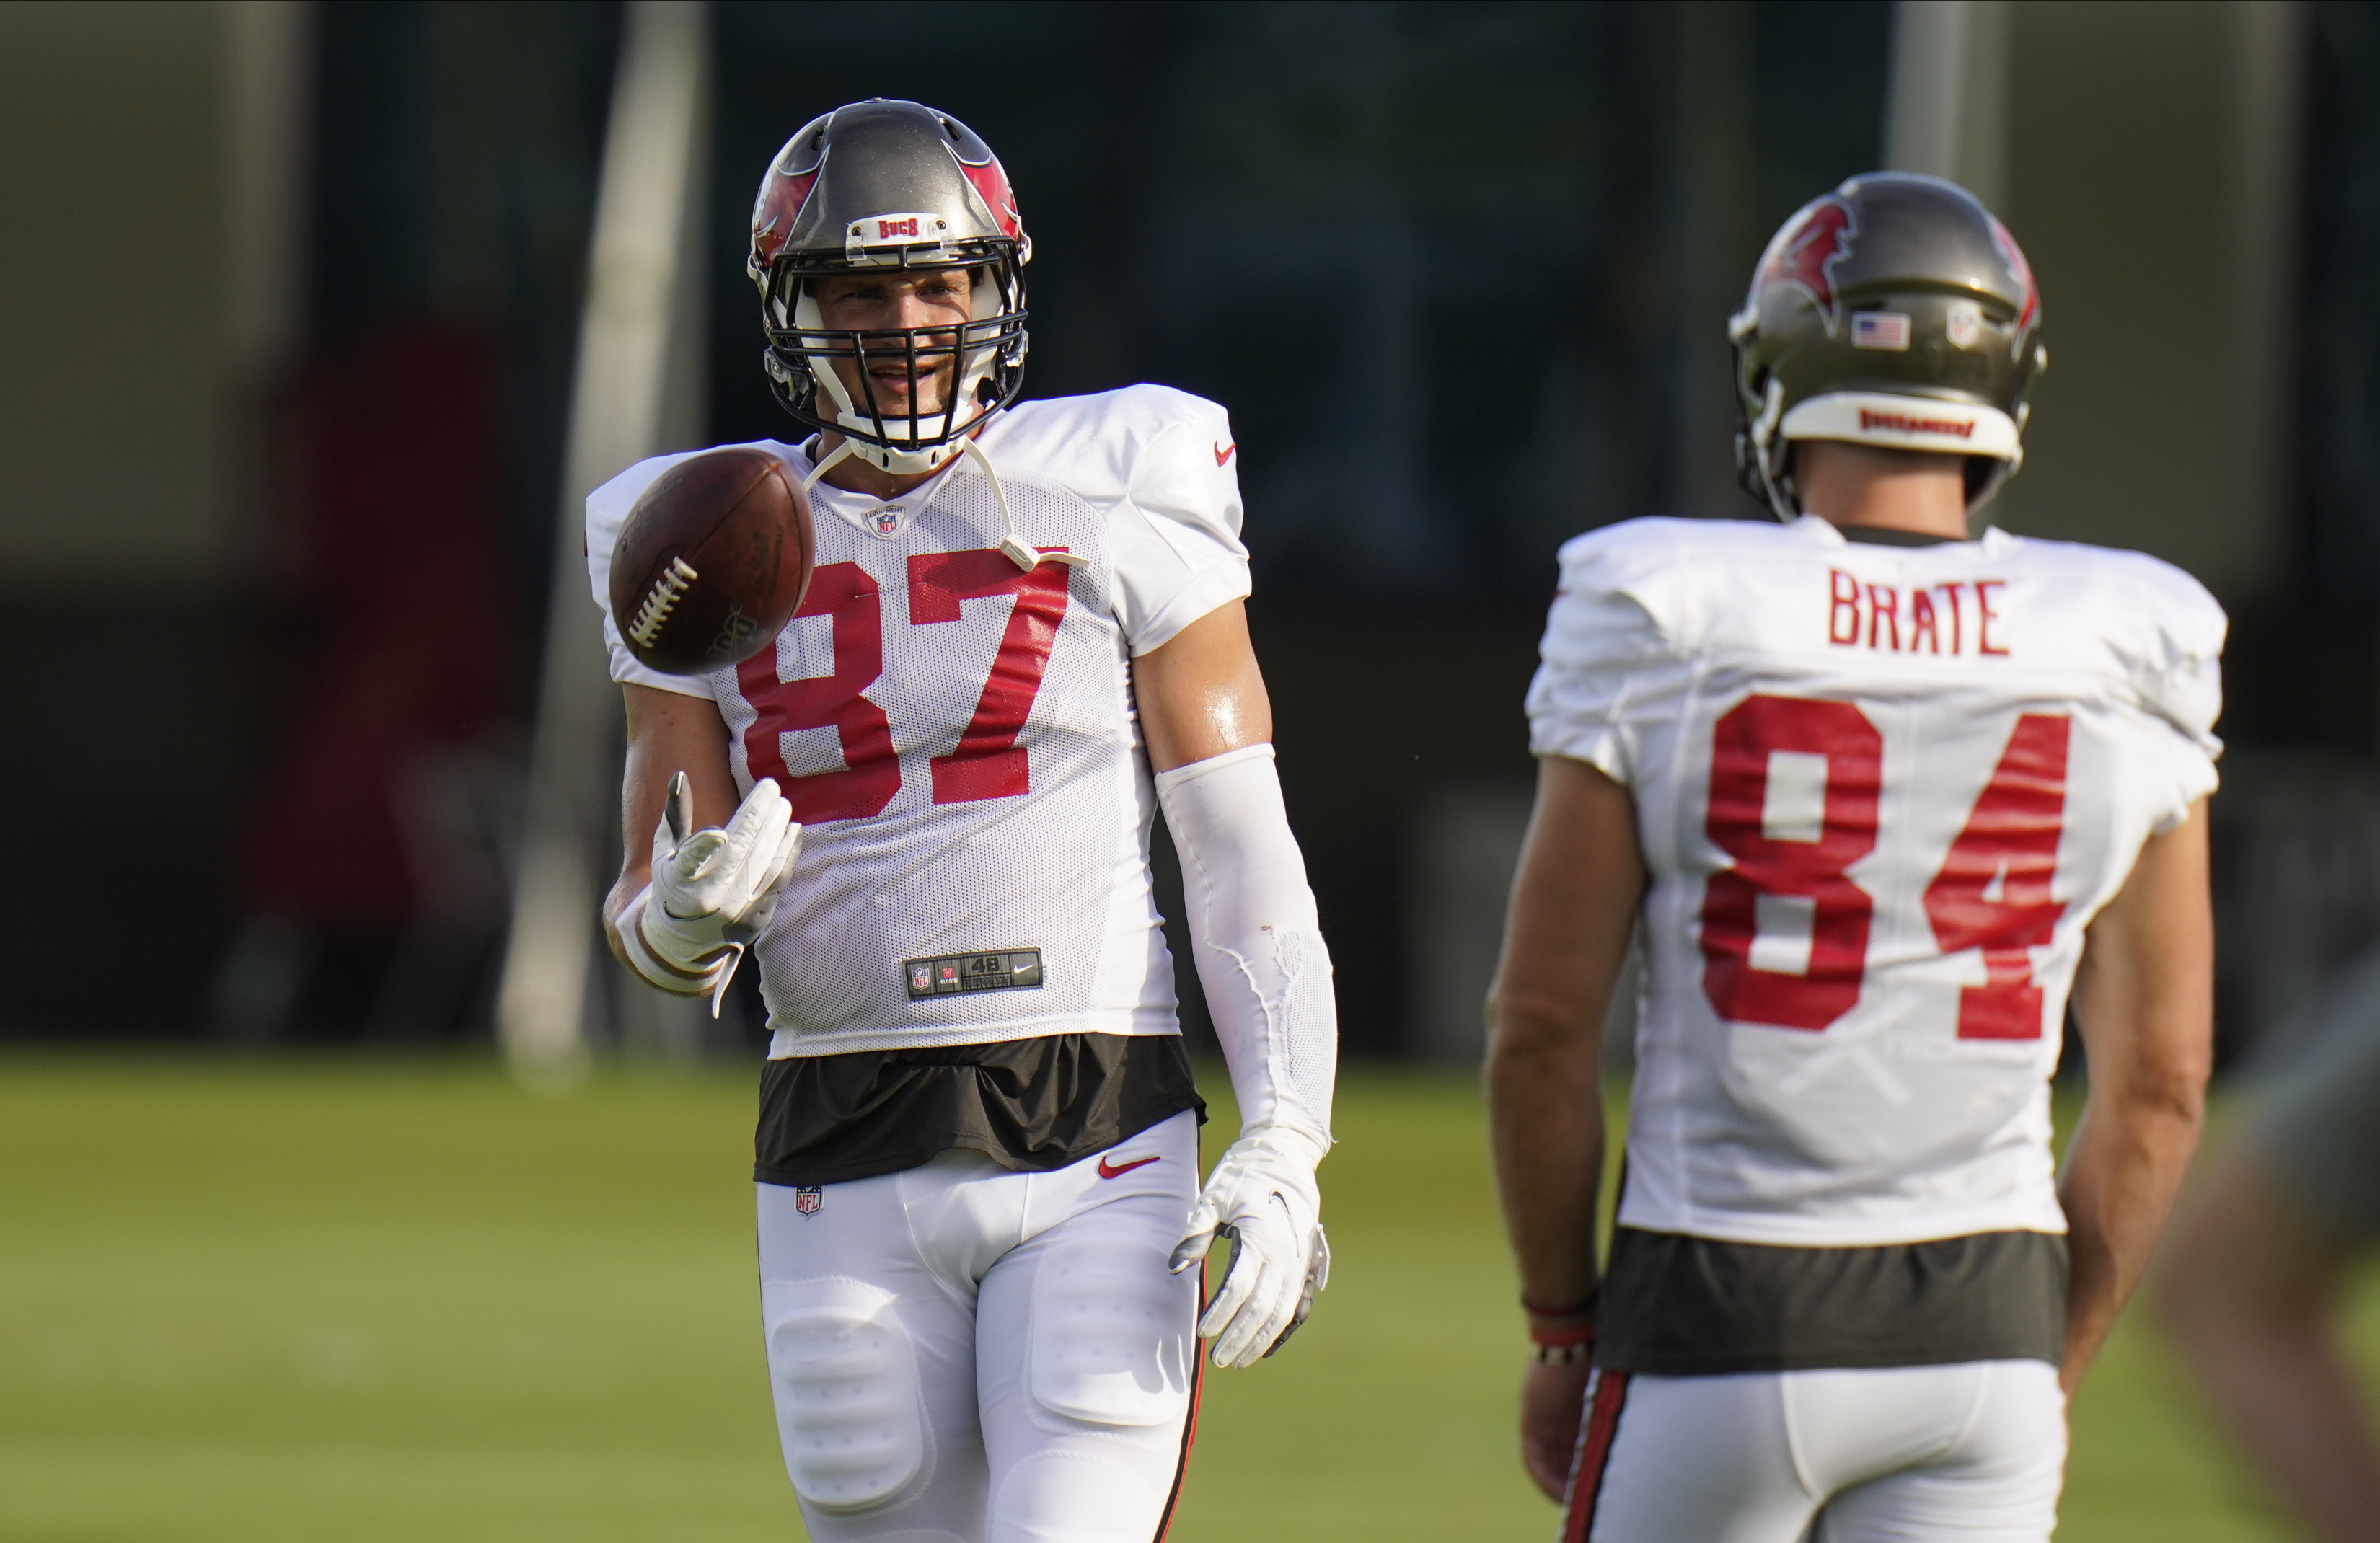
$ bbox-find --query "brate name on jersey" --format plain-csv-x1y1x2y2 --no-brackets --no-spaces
1828,569,2009,656
905,949,1046,999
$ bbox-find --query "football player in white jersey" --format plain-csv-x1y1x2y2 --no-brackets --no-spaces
1487,173,2220,1542
584,101,1337,1542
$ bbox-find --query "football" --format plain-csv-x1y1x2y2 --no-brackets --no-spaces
609,448,814,675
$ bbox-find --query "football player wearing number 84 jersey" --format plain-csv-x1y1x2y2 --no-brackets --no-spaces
586,101,1336,1542
1489,174,2221,1542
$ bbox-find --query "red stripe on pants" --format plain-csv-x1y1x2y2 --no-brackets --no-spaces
1558,1369,1631,1543
1152,1262,1207,1542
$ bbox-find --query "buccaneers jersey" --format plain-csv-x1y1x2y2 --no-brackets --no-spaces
587,386,1251,1057
1528,515,2224,1248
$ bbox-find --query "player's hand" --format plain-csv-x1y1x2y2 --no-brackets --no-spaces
636,773,801,981
1521,1355,1595,1502
1168,1125,1329,1368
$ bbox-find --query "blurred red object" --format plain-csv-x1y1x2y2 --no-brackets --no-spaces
239,322,511,926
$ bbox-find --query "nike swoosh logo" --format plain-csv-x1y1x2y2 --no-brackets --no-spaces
1097,1154,1161,1180
1214,441,1237,467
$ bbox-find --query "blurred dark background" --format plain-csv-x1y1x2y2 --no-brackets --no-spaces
1,0,2372,1067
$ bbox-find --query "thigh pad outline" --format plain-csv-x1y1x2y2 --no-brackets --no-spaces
1026,1235,1196,1431
766,1276,930,1513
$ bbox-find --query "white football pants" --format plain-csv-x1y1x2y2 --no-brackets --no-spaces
756,1109,1202,1543
1564,1360,2066,1543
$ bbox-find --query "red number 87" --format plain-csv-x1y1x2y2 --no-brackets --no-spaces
1698,693,2072,1039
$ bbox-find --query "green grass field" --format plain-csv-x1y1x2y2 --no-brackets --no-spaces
0,1053,2366,1541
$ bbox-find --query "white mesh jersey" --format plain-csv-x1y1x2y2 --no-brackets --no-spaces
587,385,1251,1057
1529,515,2224,1248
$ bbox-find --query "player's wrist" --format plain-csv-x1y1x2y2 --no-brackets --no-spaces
1523,1286,1597,1363
620,889,727,993
1230,1121,1330,1170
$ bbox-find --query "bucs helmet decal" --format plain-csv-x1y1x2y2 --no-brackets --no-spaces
749,132,828,277
1760,199,1857,335
958,156,1021,242
1989,216,2039,355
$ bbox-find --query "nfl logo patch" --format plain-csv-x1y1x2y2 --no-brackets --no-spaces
795,1186,824,1216
1945,301,1982,350
867,505,906,538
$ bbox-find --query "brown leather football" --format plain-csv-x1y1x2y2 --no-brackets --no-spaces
609,448,814,675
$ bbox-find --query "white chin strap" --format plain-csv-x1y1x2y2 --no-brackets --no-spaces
792,280,1006,477
796,406,1085,578
789,278,1076,572
1748,376,1793,521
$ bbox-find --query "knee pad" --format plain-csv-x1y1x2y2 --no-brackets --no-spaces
766,1277,929,1513
1026,1238,1195,1431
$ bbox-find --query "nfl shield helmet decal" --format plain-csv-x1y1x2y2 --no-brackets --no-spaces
1946,300,1983,350
795,1185,824,1215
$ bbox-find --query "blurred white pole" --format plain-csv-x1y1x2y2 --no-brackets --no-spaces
498,0,709,1090
1884,0,2010,211
218,0,312,587
221,0,311,389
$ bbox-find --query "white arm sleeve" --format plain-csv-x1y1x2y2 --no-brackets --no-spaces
1155,743,1336,1141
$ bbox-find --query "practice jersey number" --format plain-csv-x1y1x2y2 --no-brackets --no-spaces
1699,693,2072,1038
736,550,1073,823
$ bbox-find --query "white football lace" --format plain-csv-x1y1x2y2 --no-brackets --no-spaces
627,557,699,646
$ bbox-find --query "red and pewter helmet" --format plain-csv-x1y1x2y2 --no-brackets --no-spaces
747,100,1031,474
1729,172,2047,521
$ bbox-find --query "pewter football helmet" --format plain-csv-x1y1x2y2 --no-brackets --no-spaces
1730,172,2047,521
747,100,1030,474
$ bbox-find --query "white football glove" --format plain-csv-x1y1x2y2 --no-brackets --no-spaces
1168,1124,1331,1368
619,772,801,1013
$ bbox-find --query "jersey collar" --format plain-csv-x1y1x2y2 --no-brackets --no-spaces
1792,513,2017,554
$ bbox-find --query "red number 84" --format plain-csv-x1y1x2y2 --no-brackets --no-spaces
1699,693,2072,1040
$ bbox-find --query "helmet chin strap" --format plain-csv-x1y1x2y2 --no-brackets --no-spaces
956,436,1087,572
803,433,1083,573
1748,378,1797,522
791,283,1006,476
800,436,859,489
787,279,1075,572
796,410,1085,578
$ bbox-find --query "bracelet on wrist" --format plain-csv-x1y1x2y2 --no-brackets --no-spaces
1524,1284,1597,1363
1521,1287,1597,1318
1523,1287,1598,1327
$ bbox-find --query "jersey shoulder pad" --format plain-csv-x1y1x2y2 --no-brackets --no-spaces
2006,534,2227,744
1551,516,1747,647
1005,382,1223,437
990,386,1229,492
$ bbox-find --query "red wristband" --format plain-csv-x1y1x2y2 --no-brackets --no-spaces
1522,1287,1599,1344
